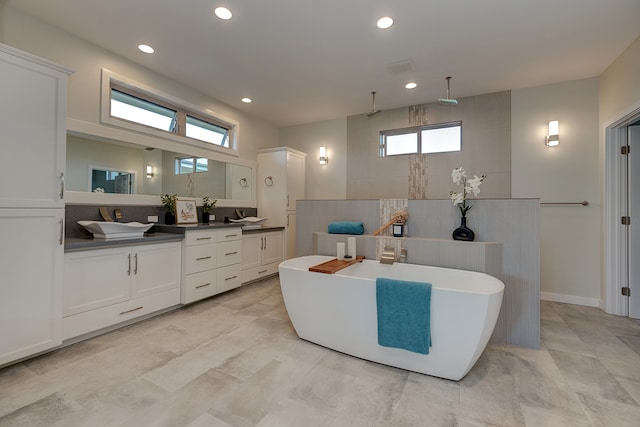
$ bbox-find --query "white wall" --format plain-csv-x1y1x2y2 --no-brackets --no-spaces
0,5,279,162
512,78,600,306
279,118,348,200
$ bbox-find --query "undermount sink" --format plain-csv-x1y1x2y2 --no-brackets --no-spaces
78,221,154,240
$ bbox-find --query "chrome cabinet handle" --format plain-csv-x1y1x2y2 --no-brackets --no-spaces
196,256,212,261
196,282,212,289
58,219,64,245
120,306,143,315
59,173,65,199
196,236,212,241
260,236,264,250
287,195,289,207
225,251,238,256
258,269,268,274
225,233,238,238
264,237,267,251
134,253,138,275
127,254,131,276
224,275,238,281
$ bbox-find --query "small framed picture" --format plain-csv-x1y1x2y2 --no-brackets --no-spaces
175,197,198,224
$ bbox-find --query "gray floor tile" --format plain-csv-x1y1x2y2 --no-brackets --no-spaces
3,280,640,427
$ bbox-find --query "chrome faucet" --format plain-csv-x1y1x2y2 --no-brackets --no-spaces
380,246,396,264
398,248,407,263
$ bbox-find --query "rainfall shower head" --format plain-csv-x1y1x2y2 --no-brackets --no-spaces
438,76,458,105
367,91,382,118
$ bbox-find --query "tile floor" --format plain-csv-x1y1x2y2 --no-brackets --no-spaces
1,276,640,427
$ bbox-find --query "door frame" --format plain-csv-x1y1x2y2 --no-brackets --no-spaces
604,103,640,315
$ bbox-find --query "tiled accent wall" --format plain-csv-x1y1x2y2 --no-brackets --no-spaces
347,90,511,200
297,198,540,349
408,154,427,199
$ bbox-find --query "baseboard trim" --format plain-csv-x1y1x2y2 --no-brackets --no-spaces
540,292,600,308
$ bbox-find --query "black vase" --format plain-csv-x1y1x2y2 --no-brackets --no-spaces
202,212,210,224
452,216,475,241
165,212,175,225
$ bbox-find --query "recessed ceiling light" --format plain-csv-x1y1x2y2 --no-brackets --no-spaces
137,44,154,54
405,82,417,89
241,98,252,103
376,16,393,29
215,6,233,20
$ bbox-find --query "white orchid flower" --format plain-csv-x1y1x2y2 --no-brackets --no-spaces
450,168,485,216
451,167,466,185
450,191,464,206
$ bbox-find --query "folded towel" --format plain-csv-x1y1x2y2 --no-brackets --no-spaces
328,221,364,235
376,277,432,354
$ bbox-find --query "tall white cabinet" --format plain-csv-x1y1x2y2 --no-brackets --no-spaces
257,147,306,259
0,44,72,366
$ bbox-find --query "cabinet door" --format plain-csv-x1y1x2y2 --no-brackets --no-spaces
242,235,262,269
257,151,288,226
286,212,297,259
0,46,69,208
132,242,181,298
0,209,63,365
286,151,305,209
263,232,284,265
64,247,131,316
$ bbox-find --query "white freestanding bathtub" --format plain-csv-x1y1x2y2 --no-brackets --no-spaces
279,255,504,381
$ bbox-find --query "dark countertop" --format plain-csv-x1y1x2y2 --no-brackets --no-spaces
155,223,284,235
241,226,285,234
65,223,285,252
64,232,183,252
154,222,244,235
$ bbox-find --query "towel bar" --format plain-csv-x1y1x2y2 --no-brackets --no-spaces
540,201,589,206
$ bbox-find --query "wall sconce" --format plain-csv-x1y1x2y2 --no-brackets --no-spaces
146,165,154,178
319,146,328,165
545,120,559,147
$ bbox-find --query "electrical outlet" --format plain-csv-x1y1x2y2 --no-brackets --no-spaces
147,215,159,223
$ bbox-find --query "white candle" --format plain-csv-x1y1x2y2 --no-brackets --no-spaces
347,237,356,258
337,242,345,260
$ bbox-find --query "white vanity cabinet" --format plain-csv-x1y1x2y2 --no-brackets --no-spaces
0,209,64,366
182,228,242,304
0,44,71,366
62,242,181,340
241,230,283,284
257,147,306,259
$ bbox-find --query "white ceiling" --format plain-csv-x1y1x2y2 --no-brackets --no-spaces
5,0,640,127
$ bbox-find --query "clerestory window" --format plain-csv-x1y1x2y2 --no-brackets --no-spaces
379,121,462,157
101,69,238,155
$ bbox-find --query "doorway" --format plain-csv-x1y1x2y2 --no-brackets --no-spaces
605,110,640,318
628,125,640,318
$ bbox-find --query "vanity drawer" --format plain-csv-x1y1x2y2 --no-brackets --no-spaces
185,244,217,273
217,240,242,267
217,264,242,293
62,287,180,340
216,228,242,243
185,230,217,246
182,269,217,304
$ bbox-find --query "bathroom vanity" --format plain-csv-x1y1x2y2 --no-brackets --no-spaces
63,237,182,340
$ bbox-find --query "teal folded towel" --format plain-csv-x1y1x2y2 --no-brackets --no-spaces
328,221,364,235
376,277,432,354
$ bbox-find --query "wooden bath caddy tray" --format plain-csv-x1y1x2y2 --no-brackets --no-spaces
309,256,365,274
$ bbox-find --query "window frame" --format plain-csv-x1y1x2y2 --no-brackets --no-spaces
379,121,462,157
101,69,239,156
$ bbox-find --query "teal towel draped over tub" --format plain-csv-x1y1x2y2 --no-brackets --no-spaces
327,221,364,235
376,277,432,354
